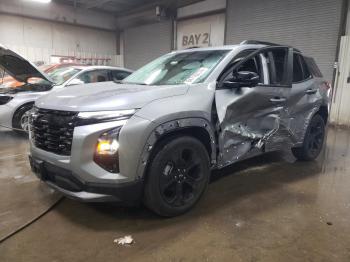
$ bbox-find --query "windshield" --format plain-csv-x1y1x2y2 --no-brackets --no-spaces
46,67,81,85
123,50,229,86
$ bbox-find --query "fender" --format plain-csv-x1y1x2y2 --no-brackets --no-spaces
136,117,217,179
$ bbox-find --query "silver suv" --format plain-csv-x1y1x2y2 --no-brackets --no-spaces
29,41,330,216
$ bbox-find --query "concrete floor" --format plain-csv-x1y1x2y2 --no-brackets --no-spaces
1,126,350,261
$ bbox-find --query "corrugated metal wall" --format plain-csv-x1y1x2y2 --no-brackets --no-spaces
225,0,343,82
124,20,172,70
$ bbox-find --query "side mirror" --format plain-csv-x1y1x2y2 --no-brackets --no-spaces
222,71,260,89
66,78,84,86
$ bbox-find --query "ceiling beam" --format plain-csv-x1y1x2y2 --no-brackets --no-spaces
85,0,112,9
116,0,204,16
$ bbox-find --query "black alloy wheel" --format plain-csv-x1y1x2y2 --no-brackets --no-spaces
144,136,210,217
292,114,325,161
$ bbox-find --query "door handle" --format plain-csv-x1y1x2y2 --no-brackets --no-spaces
347,76,350,83
305,89,317,95
269,97,286,103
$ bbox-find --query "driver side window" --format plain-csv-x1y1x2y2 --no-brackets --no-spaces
221,53,266,85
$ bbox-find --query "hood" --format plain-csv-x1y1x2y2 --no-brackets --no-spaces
0,44,52,83
36,81,188,111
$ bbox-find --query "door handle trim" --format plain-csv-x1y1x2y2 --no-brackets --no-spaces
269,97,287,103
305,89,317,95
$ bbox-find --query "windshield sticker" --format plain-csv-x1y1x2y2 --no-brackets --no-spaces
184,67,209,84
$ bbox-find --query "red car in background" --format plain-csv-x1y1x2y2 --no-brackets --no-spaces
1,63,82,88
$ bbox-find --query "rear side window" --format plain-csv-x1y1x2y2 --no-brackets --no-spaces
300,55,311,80
304,57,323,77
293,54,304,82
293,54,313,83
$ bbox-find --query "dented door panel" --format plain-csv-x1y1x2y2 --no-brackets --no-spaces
287,78,324,145
215,46,295,167
215,85,289,166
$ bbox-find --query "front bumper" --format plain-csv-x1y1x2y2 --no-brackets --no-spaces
29,117,154,204
29,155,143,204
0,104,13,128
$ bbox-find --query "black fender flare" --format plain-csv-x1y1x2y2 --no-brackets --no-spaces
136,117,217,179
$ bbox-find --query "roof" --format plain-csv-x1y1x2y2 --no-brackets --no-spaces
71,65,133,72
173,40,301,54
172,44,266,54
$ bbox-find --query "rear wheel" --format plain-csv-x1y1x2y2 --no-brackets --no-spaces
292,114,325,161
144,136,210,217
12,104,33,133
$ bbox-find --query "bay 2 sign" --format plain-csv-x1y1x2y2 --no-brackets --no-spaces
182,33,210,48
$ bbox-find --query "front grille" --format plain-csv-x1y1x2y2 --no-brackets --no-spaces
31,108,77,156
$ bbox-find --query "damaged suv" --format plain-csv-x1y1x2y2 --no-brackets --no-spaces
29,41,330,216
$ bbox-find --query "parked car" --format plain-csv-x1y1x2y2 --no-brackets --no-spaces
0,45,132,131
29,41,330,216
0,63,82,88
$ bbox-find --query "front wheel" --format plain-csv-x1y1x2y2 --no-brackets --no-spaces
144,136,210,217
292,114,325,161
12,104,33,133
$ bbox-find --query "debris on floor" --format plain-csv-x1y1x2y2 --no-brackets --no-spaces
113,235,134,246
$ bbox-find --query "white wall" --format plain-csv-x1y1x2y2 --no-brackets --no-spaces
177,13,225,49
0,15,123,66
177,0,226,18
346,3,350,35
0,0,116,31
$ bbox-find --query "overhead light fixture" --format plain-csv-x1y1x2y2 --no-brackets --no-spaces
24,0,52,3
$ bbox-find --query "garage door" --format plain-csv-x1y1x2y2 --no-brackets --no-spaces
124,20,172,70
225,0,343,82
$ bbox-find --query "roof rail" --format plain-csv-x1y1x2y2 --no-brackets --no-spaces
240,40,283,46
240,40,301,52
185,46,200,49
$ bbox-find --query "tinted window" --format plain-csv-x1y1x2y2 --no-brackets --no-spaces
293,54,304,82
300,55,311,79
111,70,131,81
304,57,323,77
77,70,109,84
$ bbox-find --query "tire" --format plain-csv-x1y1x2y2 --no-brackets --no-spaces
144,136,210,217
292,114,325,161
12,104,33,133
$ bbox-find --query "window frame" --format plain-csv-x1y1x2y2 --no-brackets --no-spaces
217,46,293,89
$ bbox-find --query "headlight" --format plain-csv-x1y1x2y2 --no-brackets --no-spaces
96,128,121,155
94,127,122,173
76,109,137,126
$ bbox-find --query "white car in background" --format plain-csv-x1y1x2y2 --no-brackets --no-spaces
0,45,132,132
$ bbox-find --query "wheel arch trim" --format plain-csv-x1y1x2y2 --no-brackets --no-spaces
136,117,217,179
